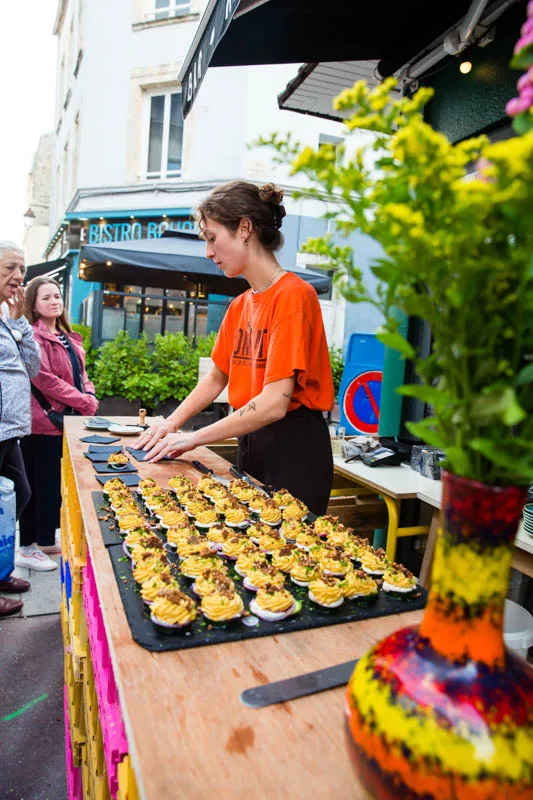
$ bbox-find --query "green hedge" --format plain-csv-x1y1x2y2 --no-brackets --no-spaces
89,330,216,409
76,327,344,408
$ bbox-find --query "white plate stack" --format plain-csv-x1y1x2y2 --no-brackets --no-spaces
522,503,533,537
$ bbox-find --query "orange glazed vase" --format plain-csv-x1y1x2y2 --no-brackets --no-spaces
345,471,533,799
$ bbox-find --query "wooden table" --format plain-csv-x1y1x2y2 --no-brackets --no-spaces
62,418,423,800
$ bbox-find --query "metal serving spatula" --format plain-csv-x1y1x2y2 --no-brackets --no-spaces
240,659,358,708
192,460,230,486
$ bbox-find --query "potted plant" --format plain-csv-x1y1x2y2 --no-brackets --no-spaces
262,22,533,799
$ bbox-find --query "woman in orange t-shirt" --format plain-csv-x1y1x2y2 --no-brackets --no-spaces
135,181,334,514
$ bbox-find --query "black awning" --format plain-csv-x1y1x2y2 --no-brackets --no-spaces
79,231,331,296
24,257,69,283
179,0,475,118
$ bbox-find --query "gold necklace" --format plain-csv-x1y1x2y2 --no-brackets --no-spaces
251,267,284,295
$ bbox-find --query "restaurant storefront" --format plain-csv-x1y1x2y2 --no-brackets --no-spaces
41,206,231,345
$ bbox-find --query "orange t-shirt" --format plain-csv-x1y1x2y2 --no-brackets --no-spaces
211,272,334,412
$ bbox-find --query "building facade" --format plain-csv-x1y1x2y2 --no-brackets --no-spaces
24,133,54,267
46,0,383,348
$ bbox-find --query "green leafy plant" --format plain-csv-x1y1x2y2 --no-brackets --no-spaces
92,331,151,401
91,330,217,409
329,345,344,397
260,79,533,485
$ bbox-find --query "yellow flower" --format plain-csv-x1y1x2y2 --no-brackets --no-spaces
291,146,315,172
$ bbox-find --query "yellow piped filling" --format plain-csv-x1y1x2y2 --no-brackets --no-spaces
246,566,285,589
165,525,194,545
206,525,231,544
151,591,197,626
180,554,222,577
118,514,145,531
193,571,234,597
176,537,208,557
133,557,169,584
222,536,249,558
194,507,218,525
341,570,378,598
201,592,244,621
159,510,188,527
255,587,294,613
225,506,248,525
383,564,416,591
141,574,178,603
257,533,286,552
282,500,308,521
360,549,388,573
235,550,263,575
271,550,297,573
308,576,344,604
259,506,282,525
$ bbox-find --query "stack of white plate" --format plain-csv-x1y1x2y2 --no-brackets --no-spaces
522,503,533,537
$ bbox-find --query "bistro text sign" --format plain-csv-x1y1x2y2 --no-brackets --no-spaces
180,0,239,119
82,218,196,244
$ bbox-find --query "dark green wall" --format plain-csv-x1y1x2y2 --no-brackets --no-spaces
421,0,526,142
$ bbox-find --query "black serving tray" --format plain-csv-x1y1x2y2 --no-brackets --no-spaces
92,494,427,653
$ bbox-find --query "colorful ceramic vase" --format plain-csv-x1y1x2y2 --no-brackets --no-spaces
345,471,533,799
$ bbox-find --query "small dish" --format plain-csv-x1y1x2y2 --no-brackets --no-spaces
107,424,144,436
84,421,109,431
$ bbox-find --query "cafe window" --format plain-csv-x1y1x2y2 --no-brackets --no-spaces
153,0,192,19
145,91,184,180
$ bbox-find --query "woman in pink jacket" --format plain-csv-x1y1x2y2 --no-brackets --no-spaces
16,277,98,571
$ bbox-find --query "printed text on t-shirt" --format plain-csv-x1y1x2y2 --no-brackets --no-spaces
232,326,268,367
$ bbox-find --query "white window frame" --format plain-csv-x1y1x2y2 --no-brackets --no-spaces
142,89,184,181
145,0,192,21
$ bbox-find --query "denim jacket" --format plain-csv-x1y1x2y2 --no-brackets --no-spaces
0,315,42,441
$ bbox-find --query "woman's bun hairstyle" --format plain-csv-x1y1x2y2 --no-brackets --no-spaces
197,180,286,251
258,183,286,230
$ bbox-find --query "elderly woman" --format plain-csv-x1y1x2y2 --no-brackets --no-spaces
0,241,42,616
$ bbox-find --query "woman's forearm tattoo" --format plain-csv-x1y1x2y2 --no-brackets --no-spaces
239,400,257,417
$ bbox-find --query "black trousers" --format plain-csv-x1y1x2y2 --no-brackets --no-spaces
19,435,62,547
238,406,333,516
0,438,31,521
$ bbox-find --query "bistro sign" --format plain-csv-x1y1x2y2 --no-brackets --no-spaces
180,0,239,119
82,218,196,244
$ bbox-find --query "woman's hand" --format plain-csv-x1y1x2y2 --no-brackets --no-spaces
144,432,198,463
133,420,174,451
8,287,25,319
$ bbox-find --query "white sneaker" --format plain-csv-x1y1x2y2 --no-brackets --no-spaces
15,548,58,572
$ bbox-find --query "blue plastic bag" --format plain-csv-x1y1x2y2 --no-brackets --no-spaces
0,476,16,581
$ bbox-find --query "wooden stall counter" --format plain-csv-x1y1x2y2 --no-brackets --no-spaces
60,417,423,800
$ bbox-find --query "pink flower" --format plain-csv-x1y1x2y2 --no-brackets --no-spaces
520,85,533,106
518,72,532,91
522,18,533,37
514,32,533,53
506,96,532,116
528,0,533,17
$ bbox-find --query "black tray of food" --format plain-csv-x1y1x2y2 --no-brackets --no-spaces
93,494,427,653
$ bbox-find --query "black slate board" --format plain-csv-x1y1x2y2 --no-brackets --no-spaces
93,492,125,546
126,447,173,462
81,435,121,444
94,460,137,474
88,444,124,453
93,495,427,653
84,452,116,463
95,473,140,487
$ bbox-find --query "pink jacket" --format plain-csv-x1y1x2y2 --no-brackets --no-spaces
30,319,98,436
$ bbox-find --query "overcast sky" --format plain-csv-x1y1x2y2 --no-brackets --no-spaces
0,1,57,245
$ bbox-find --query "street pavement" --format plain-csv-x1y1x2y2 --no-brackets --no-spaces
0,546,66,800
